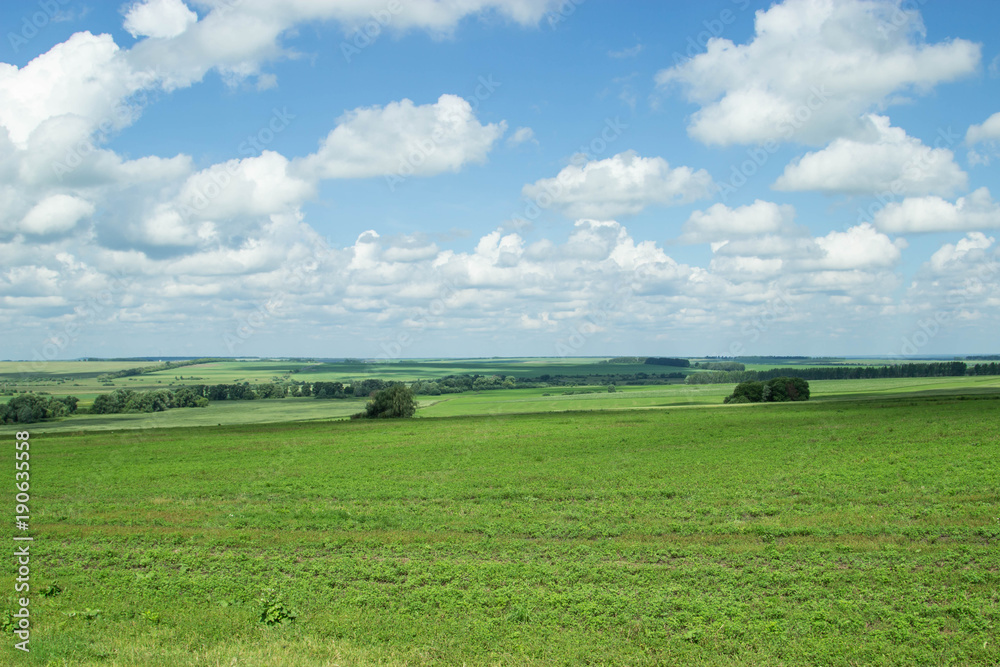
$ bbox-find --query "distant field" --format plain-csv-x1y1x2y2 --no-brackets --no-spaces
5,369,1000,434
0,397,368,434
1,358,685,408
3,395,997,665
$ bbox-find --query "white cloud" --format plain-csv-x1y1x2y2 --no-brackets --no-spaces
874,187,1000,233
609,44,642,59
125,0,563,90
16,195,95,235
655,0,980,145
807,223,903,270
966,111,1000,145
774,114,967,196
295,95,505,181
507,127,537,147
522,150,714,219
706,223,901,284
709,255,785,279
179,151,314,222
681,200,797,243
928,233,995,273
0,32,149,148
123,0,198,39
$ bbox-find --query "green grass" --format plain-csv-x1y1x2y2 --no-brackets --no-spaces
2,394,998,665
0,397,369,434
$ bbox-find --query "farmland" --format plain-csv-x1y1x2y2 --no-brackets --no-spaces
2,383,999,665
4,357,1000,432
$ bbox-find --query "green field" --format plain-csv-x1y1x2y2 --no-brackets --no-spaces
3,391,999,665
0,358,678,410
7,375,1000,435
3,359,999,665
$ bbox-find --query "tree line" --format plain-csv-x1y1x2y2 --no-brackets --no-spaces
0,394,79,424
685,362,991,384
91,388,209,414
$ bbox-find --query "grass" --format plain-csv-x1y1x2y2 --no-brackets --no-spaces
0,397,369,434
2,393,998,665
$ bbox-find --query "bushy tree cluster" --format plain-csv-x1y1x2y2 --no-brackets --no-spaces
91,388,208,414
310,381,347,398
691,361,746,371
0,394,79,424
724,377,810,404
644,357,691,367
352,384,417,419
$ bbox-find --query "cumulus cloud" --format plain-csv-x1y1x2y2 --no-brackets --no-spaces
0,32,150,148
295,95,505,182
125,0,564,90
655,0,980,145
16,195,95,236
928,232,995,273
522,150,714,219
806,223,904,270
966,112,1000,165
697,218,904,309
874,187,1000,233
774,114,967,196
681,200,797,244
966,112,1000,145
123,0,198,39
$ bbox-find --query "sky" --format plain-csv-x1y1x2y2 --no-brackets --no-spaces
1,0,999,361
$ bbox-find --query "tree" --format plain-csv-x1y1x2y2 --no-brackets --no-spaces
354,384,417,419
766,376,809,401
725,381,764,404
724,377,810,404
1,394,80,424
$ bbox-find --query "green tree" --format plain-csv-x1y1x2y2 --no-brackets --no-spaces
354,384,417,419
725,381,764,404
765,377,809,402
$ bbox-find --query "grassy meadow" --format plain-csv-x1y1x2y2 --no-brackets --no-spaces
2,388,999,665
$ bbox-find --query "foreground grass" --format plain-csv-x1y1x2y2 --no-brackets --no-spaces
2,395,999,665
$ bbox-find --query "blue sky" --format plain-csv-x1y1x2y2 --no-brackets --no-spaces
1,0,999,360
